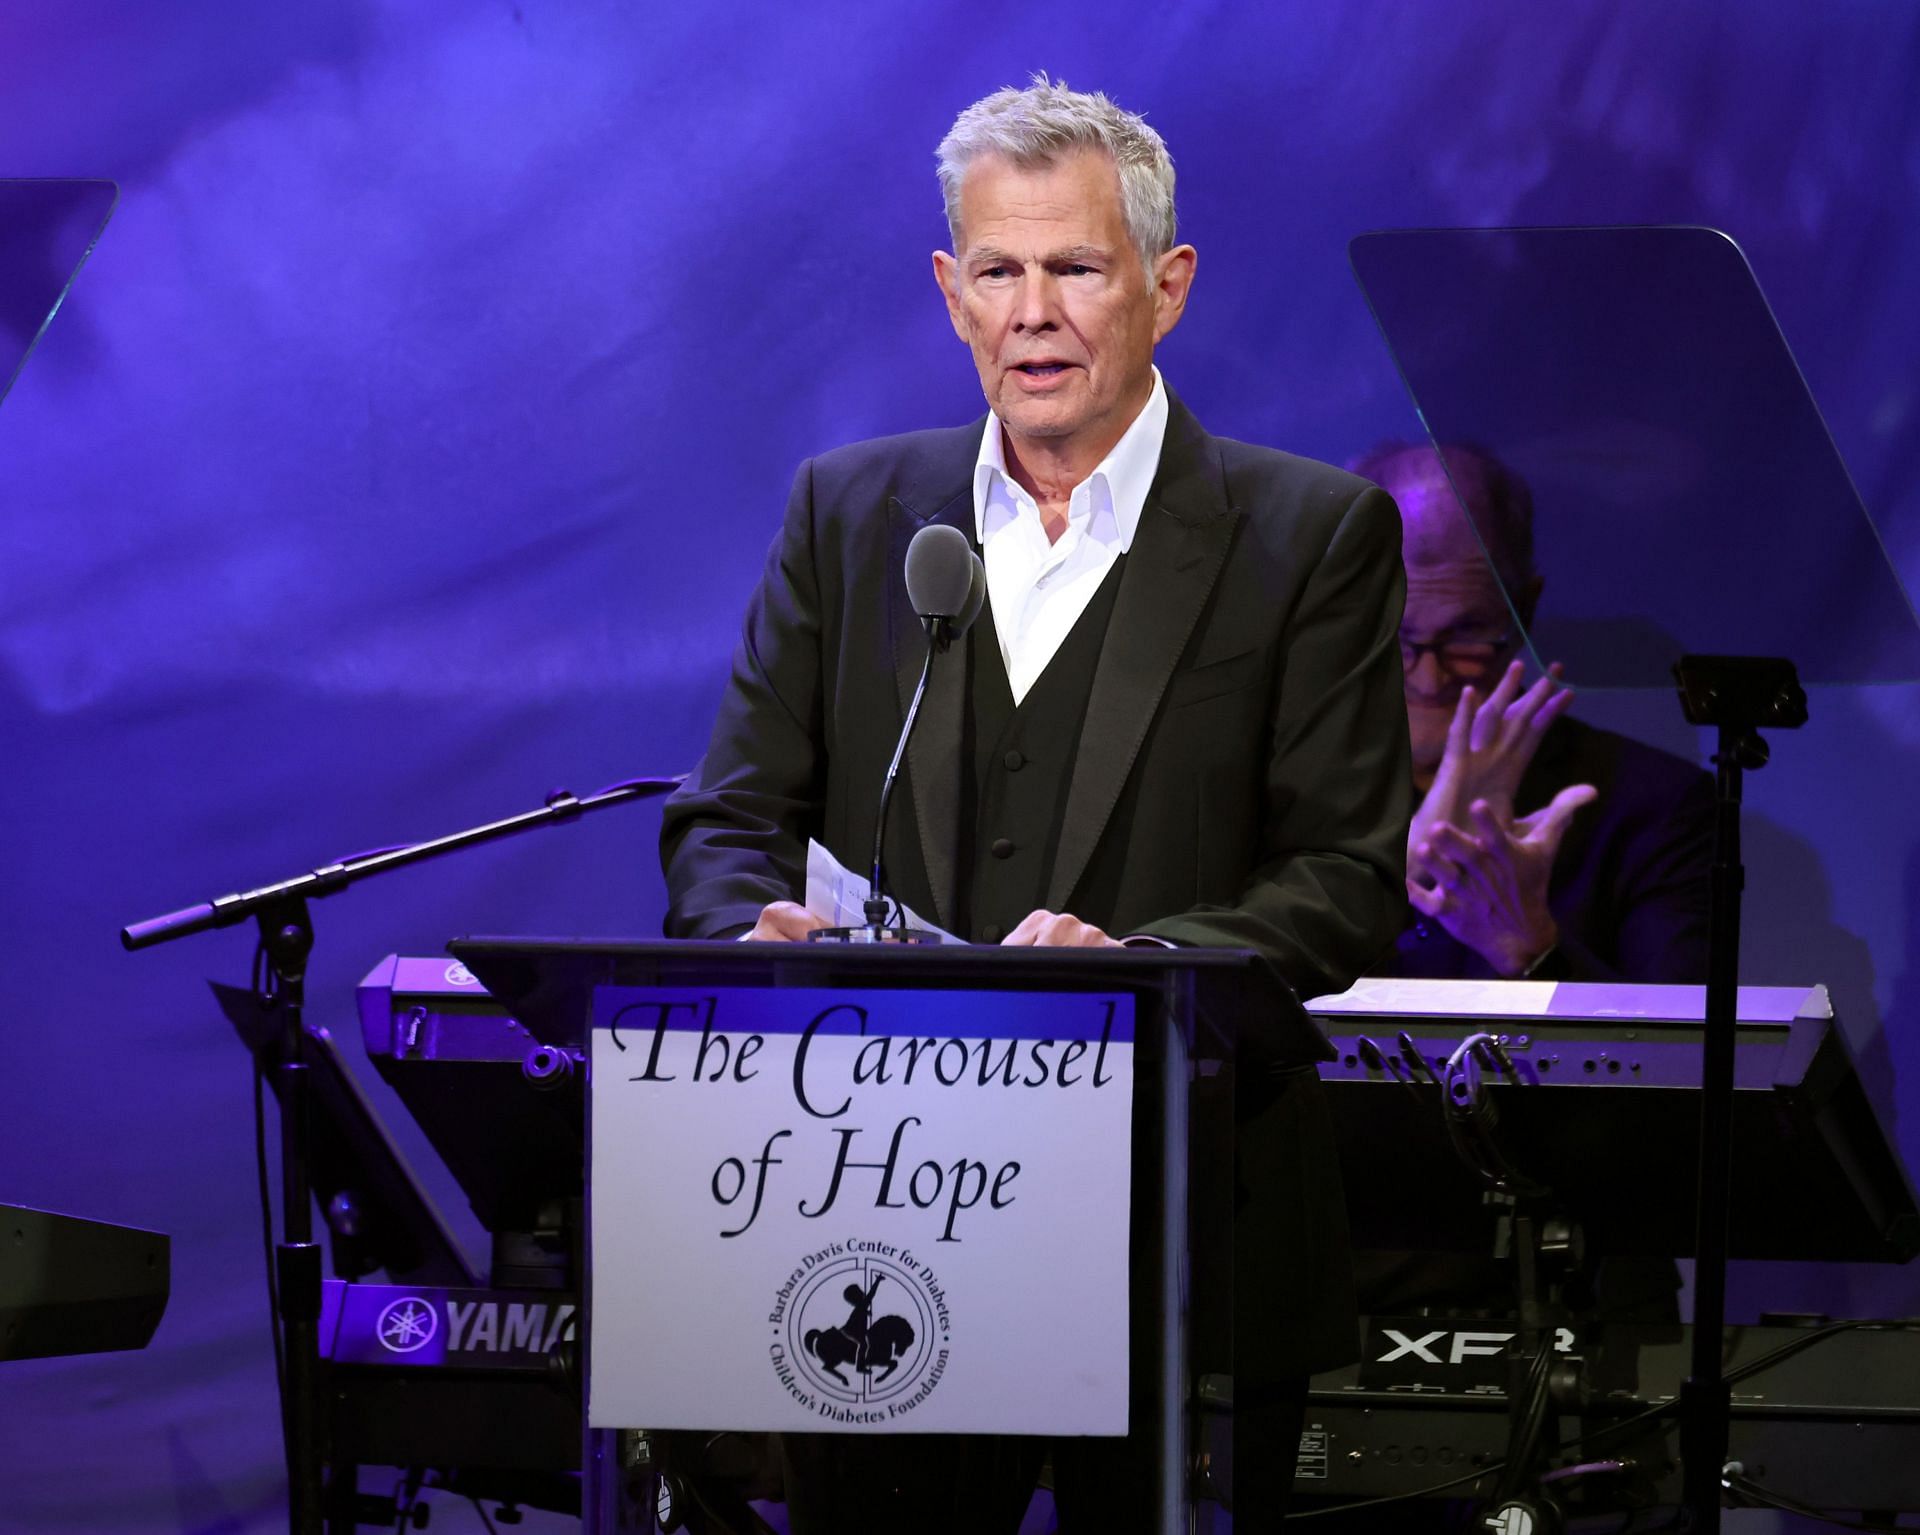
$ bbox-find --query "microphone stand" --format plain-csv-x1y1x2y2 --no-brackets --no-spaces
815,615,945,944
120,774,682,1535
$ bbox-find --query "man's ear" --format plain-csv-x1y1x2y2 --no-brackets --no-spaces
932,251,968,342
1150,244,1197,344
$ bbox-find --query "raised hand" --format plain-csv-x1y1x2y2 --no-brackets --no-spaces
1408,660,1575,885
1407,786,1597,976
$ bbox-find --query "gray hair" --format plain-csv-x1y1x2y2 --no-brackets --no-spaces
936,73,1177,270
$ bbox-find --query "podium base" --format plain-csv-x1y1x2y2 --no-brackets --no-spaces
808,924,942,944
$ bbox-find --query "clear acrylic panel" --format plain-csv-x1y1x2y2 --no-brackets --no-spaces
1350,226,1920,688
0,179,118,412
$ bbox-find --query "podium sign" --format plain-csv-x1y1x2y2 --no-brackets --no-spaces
588,984,1135,1434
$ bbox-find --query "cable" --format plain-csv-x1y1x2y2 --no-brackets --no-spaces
466,1496,501,1535
1356,1034,1425,1100
1438,1032,1544,1196
250,936,300,1491
1722,1470,1918,1532
1397,1030,1440,1086
253,1049,287,1446
1724,1318,1918,1387
1493,1337,1556,1504
1552,1318,1920,1465
1288,1458,1506,1518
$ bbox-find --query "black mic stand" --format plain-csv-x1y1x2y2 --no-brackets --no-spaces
1671,656,1806,1534
1438,654,1808,1533
814,614,949,944
120,775,682,1535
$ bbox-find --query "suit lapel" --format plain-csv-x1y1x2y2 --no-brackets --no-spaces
1046,395,1240,911
888,434,980,932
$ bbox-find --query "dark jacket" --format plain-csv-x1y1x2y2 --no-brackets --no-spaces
661,388,1413,1378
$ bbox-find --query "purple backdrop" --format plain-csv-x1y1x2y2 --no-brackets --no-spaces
3,3,1918,1529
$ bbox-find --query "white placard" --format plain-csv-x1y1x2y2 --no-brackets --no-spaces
588,985,1134,1434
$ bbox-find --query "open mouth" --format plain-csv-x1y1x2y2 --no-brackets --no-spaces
1012,362,1072,379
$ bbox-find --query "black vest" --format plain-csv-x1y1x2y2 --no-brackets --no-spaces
957,558,1126,942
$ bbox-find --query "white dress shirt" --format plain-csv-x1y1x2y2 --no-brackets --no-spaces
972,369,1169,705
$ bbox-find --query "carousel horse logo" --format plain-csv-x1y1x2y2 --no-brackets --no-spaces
782,1251,940,1406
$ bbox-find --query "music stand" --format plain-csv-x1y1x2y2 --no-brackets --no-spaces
211,980,477,1286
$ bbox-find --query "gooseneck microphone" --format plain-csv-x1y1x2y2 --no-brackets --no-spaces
905,521,987,652
813,522,984,943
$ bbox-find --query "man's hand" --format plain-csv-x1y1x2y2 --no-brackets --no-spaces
999,909,1125,948
1411,661,1575,861
1408,789,1596,976
742,900,830,942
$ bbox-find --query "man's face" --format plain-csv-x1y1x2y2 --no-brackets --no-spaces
1388,459,1529,778
933,149,1193,454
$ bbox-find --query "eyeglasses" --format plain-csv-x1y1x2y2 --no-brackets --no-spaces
1398,632,1515,678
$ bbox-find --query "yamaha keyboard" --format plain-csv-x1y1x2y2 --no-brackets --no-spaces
355,955,582,1252
1306,978,1920,1262
319,1279,581,1483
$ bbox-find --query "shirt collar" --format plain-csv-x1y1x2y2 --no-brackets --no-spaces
971,367,1169,552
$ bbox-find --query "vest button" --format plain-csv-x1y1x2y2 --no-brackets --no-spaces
980,923,1003,943
1004,749,1025,771
991,837,1015,859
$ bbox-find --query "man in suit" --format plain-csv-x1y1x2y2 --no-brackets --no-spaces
662,76,1412,1530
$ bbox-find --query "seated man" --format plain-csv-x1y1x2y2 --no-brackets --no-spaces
1353,440,1713,986
1349,440,1711,1322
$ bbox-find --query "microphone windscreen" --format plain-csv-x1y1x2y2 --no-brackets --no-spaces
904,523,977,619
952,552,987,638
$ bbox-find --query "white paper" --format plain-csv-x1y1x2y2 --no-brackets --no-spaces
806,837,961,942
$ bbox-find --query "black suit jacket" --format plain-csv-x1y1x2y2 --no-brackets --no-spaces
661,388,1413,1377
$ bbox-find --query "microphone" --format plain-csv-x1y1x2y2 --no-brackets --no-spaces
812,523,984,943
957,549,986,639
905,523,984,649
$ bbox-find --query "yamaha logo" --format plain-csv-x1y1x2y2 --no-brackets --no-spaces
443,962,478,987
768,1242,950,1424
375,1296,439,1354
344,1289,575,1365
